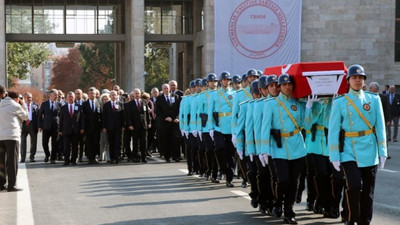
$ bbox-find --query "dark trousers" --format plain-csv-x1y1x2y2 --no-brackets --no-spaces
342,161,377,224
42,128,58,160
124,129,133,159
159,122,179,160
147,123,157,152
77,133,85,160
246,156,259,200
85,131,100,161
63,133,79,164
185,134,199,172
213,131,235,182
309,154,331,210
305,154,317,205
107,130,122,161
20,124,37,161
0,140,18,188
133,128,148,161
273,157,305,218
256,157,274,208
204,133,218,179
268,156,279,208
57,136,64,159
198,136,207,175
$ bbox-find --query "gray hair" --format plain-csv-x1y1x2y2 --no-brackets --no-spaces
369,82,380,90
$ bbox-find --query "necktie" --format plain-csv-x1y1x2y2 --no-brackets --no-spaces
69,104,73,118
112,102,115,111
166,96,170,105
137,100,141,111
92,100,95,112
26,104,30,125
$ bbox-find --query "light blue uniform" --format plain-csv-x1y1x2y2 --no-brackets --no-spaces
253,97,266,155
189,93,200,132
244,100,256,156
260,93,307,160
207,87,235,134
328,89,387,167
231,87,252,135
196,90,214,133
179,95,193,132
304,99,332,156
235,100,248,154
179,96,189,131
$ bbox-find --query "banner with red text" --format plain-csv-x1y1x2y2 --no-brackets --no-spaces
214,0,302,75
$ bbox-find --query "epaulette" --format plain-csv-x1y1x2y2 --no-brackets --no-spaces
256,97,266,102
249,99,255,103
210,90,217,93
239,100,250,105
333,94,344,100
236,89,244,93
365,91,378,96
263,97,276,102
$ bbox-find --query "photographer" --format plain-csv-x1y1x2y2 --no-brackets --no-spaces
0,89,28,192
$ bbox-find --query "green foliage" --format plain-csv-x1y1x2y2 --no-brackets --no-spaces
144,43,170,93
6,42,51,87
78,43,115,91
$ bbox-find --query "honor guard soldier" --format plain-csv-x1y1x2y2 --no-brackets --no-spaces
179,80,198,174
208,71,236,187
232,69,259,187
241,74,248,88
260,74,307,224
190,78,205,176
232,74,242,91
328,64,387,225
199,73,219,183
195,78,209,177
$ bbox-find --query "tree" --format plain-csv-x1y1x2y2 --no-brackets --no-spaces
50,48,82,93
7,42,51,87
144,43,170,92
78,43,115,91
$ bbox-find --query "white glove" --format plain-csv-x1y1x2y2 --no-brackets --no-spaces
231,134,237,148
209,129,214,141
198,131,203,141
249,154,254,162
184,131,189,139
380,156,386,169
181,130,185,136
306,94,319,109
263,153,269,165
258,154,266,167
192,130,198,137
332,161,341,172
237,151,243,160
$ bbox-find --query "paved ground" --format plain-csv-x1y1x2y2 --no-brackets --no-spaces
1,135,400,225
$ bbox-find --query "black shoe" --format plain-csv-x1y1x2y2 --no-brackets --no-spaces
323,208,340,219
250,199,258,208
387,156,392,160
50,160,56,164
175,159,180,162
20,160,25,163
210,177,220,183
241,181,247,188
44,156,49,162
0,185,6,191
283,216,297,224
30,159,36,163
258,204,267,215
344,222,355,225
306,202,314,211
187,171,194,176
7,186,22,192
226,181,234,187
63,162,70,166
272,207,282,218
204,175,210,181
313,205,324,214
71,162,77,165
295,194,302,203
166,159,171,163
142,159,147,163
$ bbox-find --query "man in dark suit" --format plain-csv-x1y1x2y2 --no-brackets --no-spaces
59,92,85,165
150,87,161,156
74,89,85,162
102,90,125,164
126,89,151,163
20,92,39,163
82,88,101,164
38,89,60,164
169,80,184,97
387,85,400,141
156,83,181,162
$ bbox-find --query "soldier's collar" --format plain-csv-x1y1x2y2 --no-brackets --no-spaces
278,92,291,101
349,88,364,97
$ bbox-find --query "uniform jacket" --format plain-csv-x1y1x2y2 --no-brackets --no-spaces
231,87,252,135
179,95,191,131
328,89,387,167
207,87,235,134
253,97,266,155
260,93,306,160
196,90,214,133
235,101,248,154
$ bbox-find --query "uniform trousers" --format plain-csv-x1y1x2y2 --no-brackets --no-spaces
246,156,258,200
342,161,377,225
185,134,199,172
20,123,37,161
273,157,305,218
255,157,274,209
0,140,19,188
203,133,218,179
268,156,279,208
213,131,235,182
197,135,207,175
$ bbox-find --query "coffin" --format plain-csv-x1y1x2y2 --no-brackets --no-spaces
263,61,349,98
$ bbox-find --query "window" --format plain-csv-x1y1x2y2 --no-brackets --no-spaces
396,0,400,61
